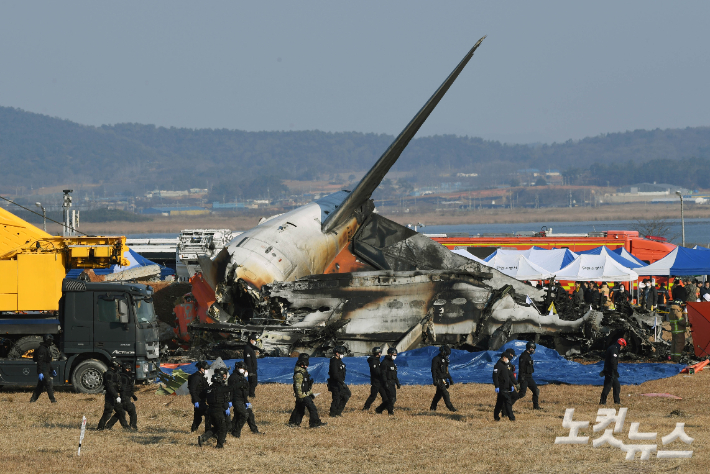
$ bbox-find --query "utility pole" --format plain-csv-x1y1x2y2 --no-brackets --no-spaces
62,189,73,237
676,191,685,246
35,202,46,232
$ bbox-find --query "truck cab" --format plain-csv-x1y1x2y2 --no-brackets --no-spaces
0,279,160,393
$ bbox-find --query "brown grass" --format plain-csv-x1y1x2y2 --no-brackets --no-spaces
2,369,707,473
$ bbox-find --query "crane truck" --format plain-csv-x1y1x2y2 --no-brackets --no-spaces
0,206,160,393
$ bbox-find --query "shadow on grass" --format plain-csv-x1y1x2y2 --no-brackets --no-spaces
414,411,467,421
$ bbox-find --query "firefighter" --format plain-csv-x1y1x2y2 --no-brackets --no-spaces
430,344,456,412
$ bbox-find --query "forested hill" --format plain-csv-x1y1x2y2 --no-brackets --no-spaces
2,105,710,195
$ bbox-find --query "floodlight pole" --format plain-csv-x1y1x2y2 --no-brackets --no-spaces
676,191,685,247
35,202,46,232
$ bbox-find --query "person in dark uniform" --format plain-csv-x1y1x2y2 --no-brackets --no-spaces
97,360,128,430
327,345,351,417
228,361,263,437
599,338,626,405
199,368,232,448
188,361,211,433
670,279,686,303
244,333,260,397
363,347,388,411
30,334,57,403
515,342,541,410
107,362,138,430
430,344,456,412
493,349,516,421
376,348,401,415
288,354,327,428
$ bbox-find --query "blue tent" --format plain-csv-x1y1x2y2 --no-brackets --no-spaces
159,341,682,387
636,246,710,276
577,246,646,269
67,248,175,279
612,246,648,266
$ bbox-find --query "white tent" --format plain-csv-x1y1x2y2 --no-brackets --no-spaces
487,247,578,272
485,253,554,280
451,249,488,264
553,253,638,282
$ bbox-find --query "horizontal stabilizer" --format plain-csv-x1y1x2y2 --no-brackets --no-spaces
322,36,486,234
198,248,231,290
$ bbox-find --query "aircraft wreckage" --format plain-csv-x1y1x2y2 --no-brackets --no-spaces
180,37,676,361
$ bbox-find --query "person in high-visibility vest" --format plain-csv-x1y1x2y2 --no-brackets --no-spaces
669,301,687,362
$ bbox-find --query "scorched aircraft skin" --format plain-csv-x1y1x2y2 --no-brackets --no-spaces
191,37,653,358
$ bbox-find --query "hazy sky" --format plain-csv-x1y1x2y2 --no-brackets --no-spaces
1,1,708,144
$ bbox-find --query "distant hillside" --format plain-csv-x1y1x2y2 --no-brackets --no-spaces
2,106,710,195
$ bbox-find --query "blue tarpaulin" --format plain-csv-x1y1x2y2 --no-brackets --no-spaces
160,341,682,386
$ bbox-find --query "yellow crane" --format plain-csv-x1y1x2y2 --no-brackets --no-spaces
0,207,129,312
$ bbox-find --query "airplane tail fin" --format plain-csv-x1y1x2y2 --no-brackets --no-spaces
322,36,486,234
198,247,231,290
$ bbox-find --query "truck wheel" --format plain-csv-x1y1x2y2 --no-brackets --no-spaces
7,336,61,359
72,359,108,394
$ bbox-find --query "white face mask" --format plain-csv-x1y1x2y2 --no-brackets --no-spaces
238,369,245,374
391,355,397,360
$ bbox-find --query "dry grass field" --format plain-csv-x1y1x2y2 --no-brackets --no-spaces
1,369,707,474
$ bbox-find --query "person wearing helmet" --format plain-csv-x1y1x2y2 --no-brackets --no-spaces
288,354,327,428
244,333,260,397
430,344,456,412
30,334,57,403
97,359,129,430
516,342,541,410
492,349,516,421
327,345,351,417
375,348,400,415
599,338,626,405
107,363,138,431
199,367,232,448
362,347,388,411
188,361,211,433
228,361,263,437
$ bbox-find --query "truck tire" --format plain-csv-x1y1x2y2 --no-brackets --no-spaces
7,336,60,360
72,359,108,394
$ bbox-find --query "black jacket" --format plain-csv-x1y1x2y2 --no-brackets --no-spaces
367,355,383,385
671,285,686,303
602,342,621,378
228,371,250,405
119,372,137,400
103,367,121,400
328,356,347,388
493,359,515,391
518,351,534,379
381,356,400,386
188,371,209,404
206,381,231,412
244,343,258,374
431,354,453,385
33,343,53,374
